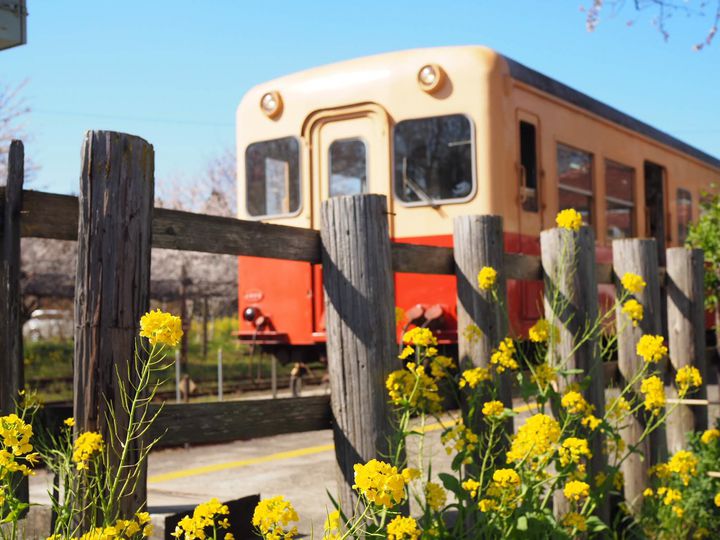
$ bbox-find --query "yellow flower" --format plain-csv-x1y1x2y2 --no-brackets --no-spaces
621,272,647,294
506,413,561,464
252,496,298,539
395,307,406,325
323,509,341,540
459,366,491,389
667,450,699,486
442,422,480,464
463,324,483,343
675,365,702,397
640,376,665,414
559,438,591,467
562,512,587,532
401,468,421,483
715,493,720,507
581,415,601,431
429,355,455,379
556,208,583,231
643,488,654,497
490,337,519,373
402,327,437,347
63,417,75,427
528,319,550,343
492,468,520,490
478,498,498,512
530,362,557,388
386,365,441,413
461,479,481,498
607,396,631,422
658,487,681,506
561,390,592,416
353,459,407,507
672,505,684,518
139,309,183,347
424,482,447,511
563,480,590,502
482,400,505,418
621,299,644,327
72,431,103,470
386,515,420,540
477,266,497,290
636,334,668,363
398,346,414,360
701,429,720,445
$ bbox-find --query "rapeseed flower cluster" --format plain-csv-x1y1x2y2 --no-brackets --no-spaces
0,413,38,478
462,323,483,343
402,327,437,347
621,272,647,294
481,400,504,418
139,309,183,347
48,512,153,540
563,480,590,502
429,355,455,378
251,495,297,540
528,319,550,343
556,208,583,231
322,510,341,540
424,481,447,511
386,515,420,540
386,362,442,412
530,362,557,388
506,413,561,465
352,459,411,508
72,431,104,471
441,422,479,464
461,478,481,498
675,365,702,397
636,335,668,363
477,266,497,290
621,299,644,326
667,450,699,486
560,390,592,416
701,428,720,444
489,337,518,373
640,376,666,414
559,437,591,470
561,511,587,532
478,468,521,515
459,366,491,389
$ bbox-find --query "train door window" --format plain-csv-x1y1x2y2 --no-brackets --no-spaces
557,143,594,227
677,188,692,244
329,138,367,197
393,114,474,205
519,121,539,212
605,160,635,240
245,137,301,218
644,161,666,264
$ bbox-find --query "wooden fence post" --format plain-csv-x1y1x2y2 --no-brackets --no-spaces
321,194,397,511
666,247,707,452
612,238,666,509
0,141,27,506
453,215,512,425
74,131,154,518
541,226,607,520
0,140,24,415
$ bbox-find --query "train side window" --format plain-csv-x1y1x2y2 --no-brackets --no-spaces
519,121,539,212
329,138,367,197
245,136,301,218
393,114,474,205
557,143,594,227
677,188,692,244
605,160,635,240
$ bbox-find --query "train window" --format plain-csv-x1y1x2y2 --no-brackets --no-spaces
519,121,539,212
677,188,692,244
245,137,301,218
329,138,367,197
393,114,474,205
605,160,635,240
557,143,594,227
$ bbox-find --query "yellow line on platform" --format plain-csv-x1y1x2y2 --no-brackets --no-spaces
150,402,539,483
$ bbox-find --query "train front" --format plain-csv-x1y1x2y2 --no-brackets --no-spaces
235,46,511,363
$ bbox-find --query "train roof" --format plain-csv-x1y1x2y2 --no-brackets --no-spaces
502,55,720,170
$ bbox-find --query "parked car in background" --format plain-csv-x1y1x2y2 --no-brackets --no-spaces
23,309,73,342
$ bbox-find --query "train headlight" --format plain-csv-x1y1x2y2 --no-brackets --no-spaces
243,306,260,322
260,91,283,119
417,64,444,93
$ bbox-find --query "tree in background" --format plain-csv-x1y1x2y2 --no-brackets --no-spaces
0,79,37,184
584,0,720,49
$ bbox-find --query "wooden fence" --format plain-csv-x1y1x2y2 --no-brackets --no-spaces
0,131,716,516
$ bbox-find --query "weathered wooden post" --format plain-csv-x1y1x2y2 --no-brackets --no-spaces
542,226,607,520
74,130,154,517
0,140,24,415
613,238,666,509
453,215,512,425
666,247,707,452
0,141,27,506
321,194,397,510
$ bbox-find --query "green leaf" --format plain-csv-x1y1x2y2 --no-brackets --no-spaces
516,515,528,531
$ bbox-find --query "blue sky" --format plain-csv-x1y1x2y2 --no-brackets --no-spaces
2,0,719,194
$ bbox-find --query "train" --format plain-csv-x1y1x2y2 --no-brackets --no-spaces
234,45,720,363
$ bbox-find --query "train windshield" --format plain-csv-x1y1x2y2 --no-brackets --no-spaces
329,138,367,197
245,137,301,217
393,114,474,205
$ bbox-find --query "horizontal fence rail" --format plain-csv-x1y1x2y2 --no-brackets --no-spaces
1,187,627,282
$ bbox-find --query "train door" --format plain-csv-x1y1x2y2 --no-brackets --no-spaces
644,161,667,265
516,112,543,329
308,105,392,336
